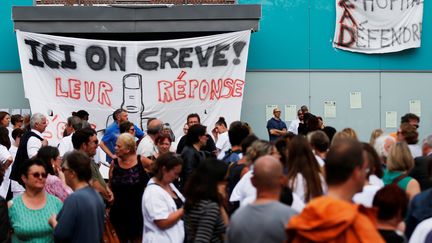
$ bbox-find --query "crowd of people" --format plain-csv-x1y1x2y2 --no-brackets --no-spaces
0,106,432,243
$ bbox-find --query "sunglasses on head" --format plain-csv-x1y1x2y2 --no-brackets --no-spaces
30,172,47,179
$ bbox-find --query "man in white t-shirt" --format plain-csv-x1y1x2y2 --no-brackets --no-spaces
288,109,304,135
137,118,162,158
9,113,48,186
58,116,83,157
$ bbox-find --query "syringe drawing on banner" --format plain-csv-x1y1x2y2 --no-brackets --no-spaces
121,73,145,129
104,73,153,130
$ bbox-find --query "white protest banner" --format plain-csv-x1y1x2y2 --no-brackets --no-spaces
16,30,251,145
333,0,423,54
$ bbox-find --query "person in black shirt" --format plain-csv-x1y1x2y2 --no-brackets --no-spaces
0,165,11,242
180,124,210,191
373,184,408,243
176,113,216,155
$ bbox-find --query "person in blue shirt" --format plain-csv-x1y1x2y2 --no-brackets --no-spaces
266,108,287,142
99,109,144,162
49,151,105,243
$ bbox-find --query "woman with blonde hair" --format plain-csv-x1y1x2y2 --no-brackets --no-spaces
382,142,420,200
109,133,151,243
330,131,351,146
341,127,358,140
369,128,384,147
229,140,279,207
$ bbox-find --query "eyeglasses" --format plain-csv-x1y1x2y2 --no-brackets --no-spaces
30,172,47,179
61,167,71,173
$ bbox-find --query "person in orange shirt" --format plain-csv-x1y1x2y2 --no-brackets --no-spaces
286,139,385,243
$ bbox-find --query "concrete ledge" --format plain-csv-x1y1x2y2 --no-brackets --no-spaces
12,5,261,34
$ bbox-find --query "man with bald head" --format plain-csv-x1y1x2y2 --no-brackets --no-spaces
227,155,297,243
137,118,163,158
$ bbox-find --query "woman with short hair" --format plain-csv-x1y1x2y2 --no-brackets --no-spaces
119,121,135,136
8,158,62,242
49,151,105,242
155,134,173,157
109,133,150,243
374,135,396,167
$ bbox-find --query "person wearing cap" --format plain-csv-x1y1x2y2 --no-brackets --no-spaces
266,108,287,142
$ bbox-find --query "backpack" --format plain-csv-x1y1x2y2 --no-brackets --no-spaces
222,149,242,164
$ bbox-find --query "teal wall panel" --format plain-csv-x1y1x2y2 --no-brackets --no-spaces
242,0,431,70
241,0,310,69
1,1,430,70
0,0,32,71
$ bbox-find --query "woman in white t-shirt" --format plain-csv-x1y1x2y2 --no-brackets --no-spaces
142,152,185,243
0,127,13,199
213,117,231,160
230,140,282,205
